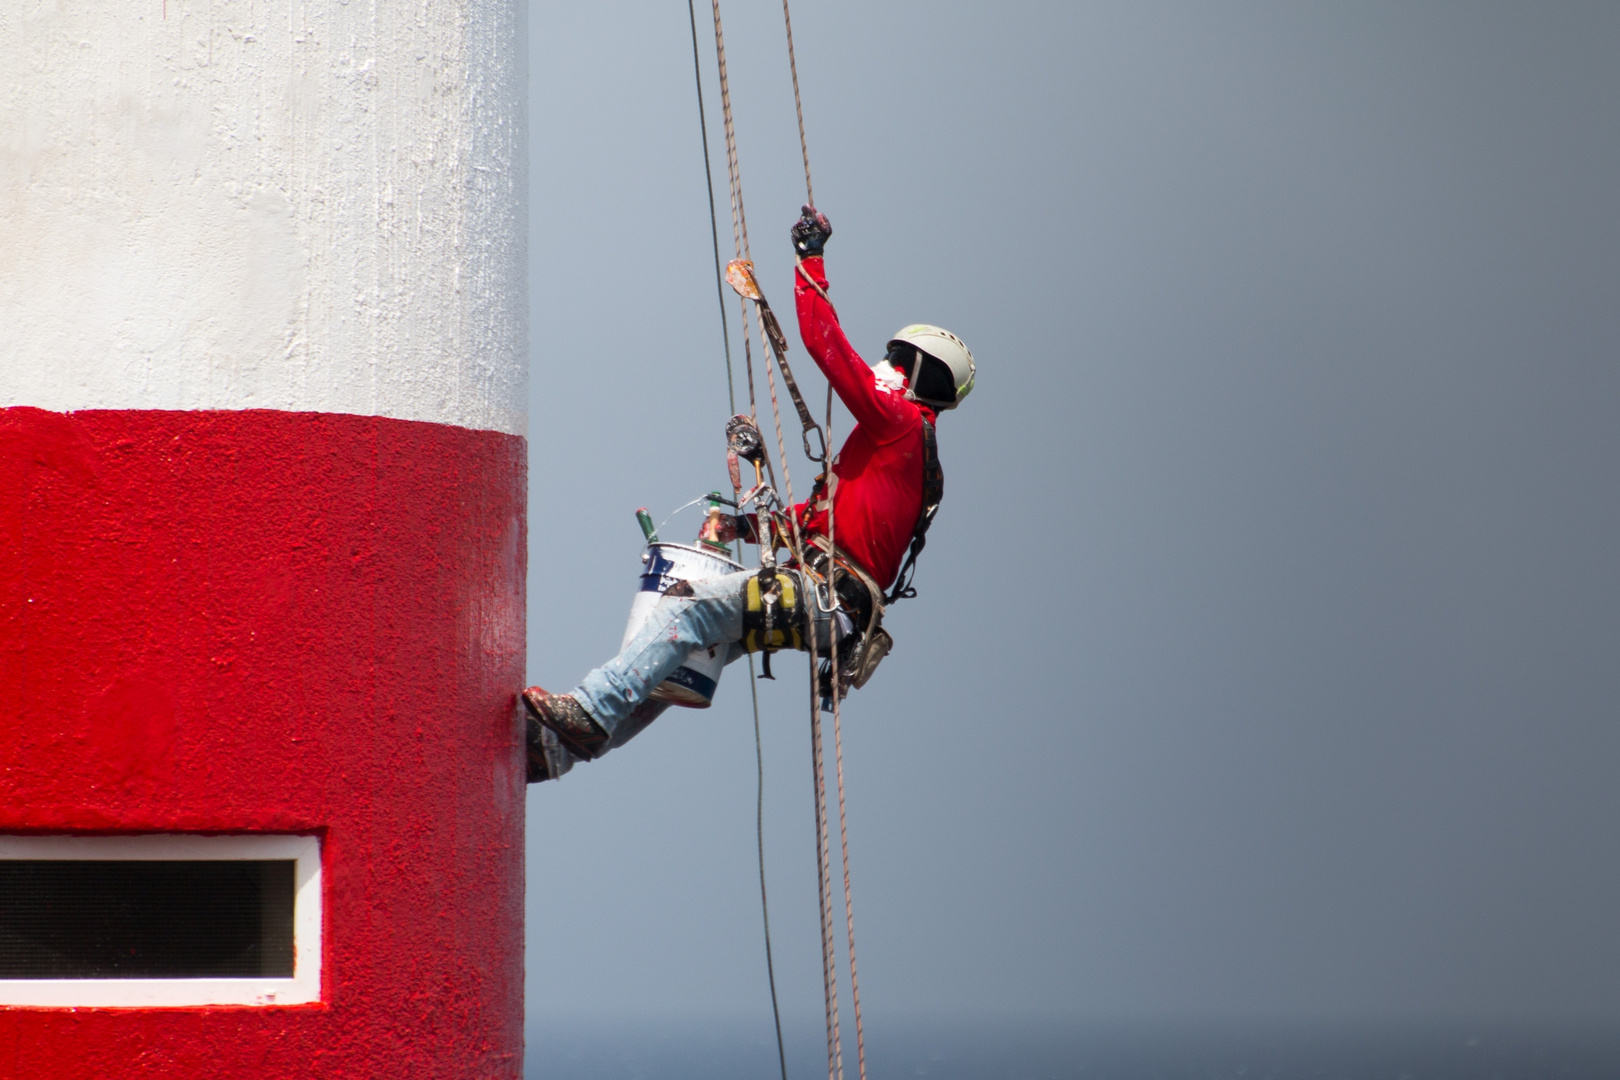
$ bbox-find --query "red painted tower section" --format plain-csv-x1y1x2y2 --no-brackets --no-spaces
0,410,527,1076
0,2,528,1076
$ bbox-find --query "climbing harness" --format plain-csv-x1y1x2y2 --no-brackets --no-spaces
742,571,806,654
885,420,945,605
719,409,794,677
805,535,892,698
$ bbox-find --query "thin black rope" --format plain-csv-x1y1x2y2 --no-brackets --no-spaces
688,0,736,416
688,3,786,1077
749,657,789,1080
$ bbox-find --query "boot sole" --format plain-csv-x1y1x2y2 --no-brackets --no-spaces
522,686,605,761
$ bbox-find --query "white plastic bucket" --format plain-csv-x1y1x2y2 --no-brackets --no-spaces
621,542,744,708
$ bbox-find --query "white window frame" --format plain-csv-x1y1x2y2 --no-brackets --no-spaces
0,833,322,1008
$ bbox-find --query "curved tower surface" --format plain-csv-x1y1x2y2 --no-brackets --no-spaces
0,2,527,1076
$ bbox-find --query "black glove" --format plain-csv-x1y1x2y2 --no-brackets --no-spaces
790,205,832,258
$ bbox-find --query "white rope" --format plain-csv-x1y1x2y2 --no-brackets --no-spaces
822,388,869,1080
704,6,866,1077
688,8,789,1073
782,0,814,206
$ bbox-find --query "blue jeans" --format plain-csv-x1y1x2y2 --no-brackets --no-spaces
573,569,845,752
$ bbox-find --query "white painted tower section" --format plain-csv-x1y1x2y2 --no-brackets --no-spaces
0,4,529,1070
0,0,526,436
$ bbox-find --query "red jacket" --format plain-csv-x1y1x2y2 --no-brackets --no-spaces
791,255,935,589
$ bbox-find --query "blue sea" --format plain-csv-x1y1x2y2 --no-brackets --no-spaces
525,1018,1620,1079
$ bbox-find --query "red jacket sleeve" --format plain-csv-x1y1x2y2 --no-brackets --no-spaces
793,256,916,444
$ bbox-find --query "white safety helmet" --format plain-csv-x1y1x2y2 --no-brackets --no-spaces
886,324,976,410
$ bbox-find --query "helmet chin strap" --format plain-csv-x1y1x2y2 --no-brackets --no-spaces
901,346,928,406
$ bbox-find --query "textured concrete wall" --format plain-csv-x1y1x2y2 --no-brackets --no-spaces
0,0,526,434
0,2,527,1076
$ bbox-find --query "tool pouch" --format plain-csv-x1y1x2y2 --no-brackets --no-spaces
742,571,807,654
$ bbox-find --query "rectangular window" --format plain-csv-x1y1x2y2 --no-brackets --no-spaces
0,860,295,978
0,835,320,1007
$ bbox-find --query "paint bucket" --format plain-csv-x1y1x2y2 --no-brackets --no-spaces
621,542,744,708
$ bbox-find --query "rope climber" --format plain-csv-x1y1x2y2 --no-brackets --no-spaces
525,6,973,1079
521,208,975,775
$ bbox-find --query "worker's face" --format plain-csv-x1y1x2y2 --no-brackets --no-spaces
872,359,908,393
880,344,918,382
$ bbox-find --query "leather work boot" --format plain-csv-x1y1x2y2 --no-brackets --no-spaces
522,686,610,762
525,722,575,784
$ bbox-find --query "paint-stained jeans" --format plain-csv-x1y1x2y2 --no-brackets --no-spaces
573,569,845,752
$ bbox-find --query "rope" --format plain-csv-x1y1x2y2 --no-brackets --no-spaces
821,391,869,1080
709,0,760,425
807,633,842,1080
710,0,748,265
816,410,845,1080
690,5,784,1077
701,7,868,1079
784,4,869,1059
708,2,839,1073
687,0,736,416
781,0,813,206
749,659,790,1080
753,252,843,1080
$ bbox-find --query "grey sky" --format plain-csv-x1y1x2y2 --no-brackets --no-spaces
525,1,1620,1024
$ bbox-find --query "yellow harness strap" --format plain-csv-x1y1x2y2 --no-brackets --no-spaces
742,571,806,654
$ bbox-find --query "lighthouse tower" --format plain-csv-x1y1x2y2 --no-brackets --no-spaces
0,3,527,1078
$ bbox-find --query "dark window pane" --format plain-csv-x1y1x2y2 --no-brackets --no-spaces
0,861,295,978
